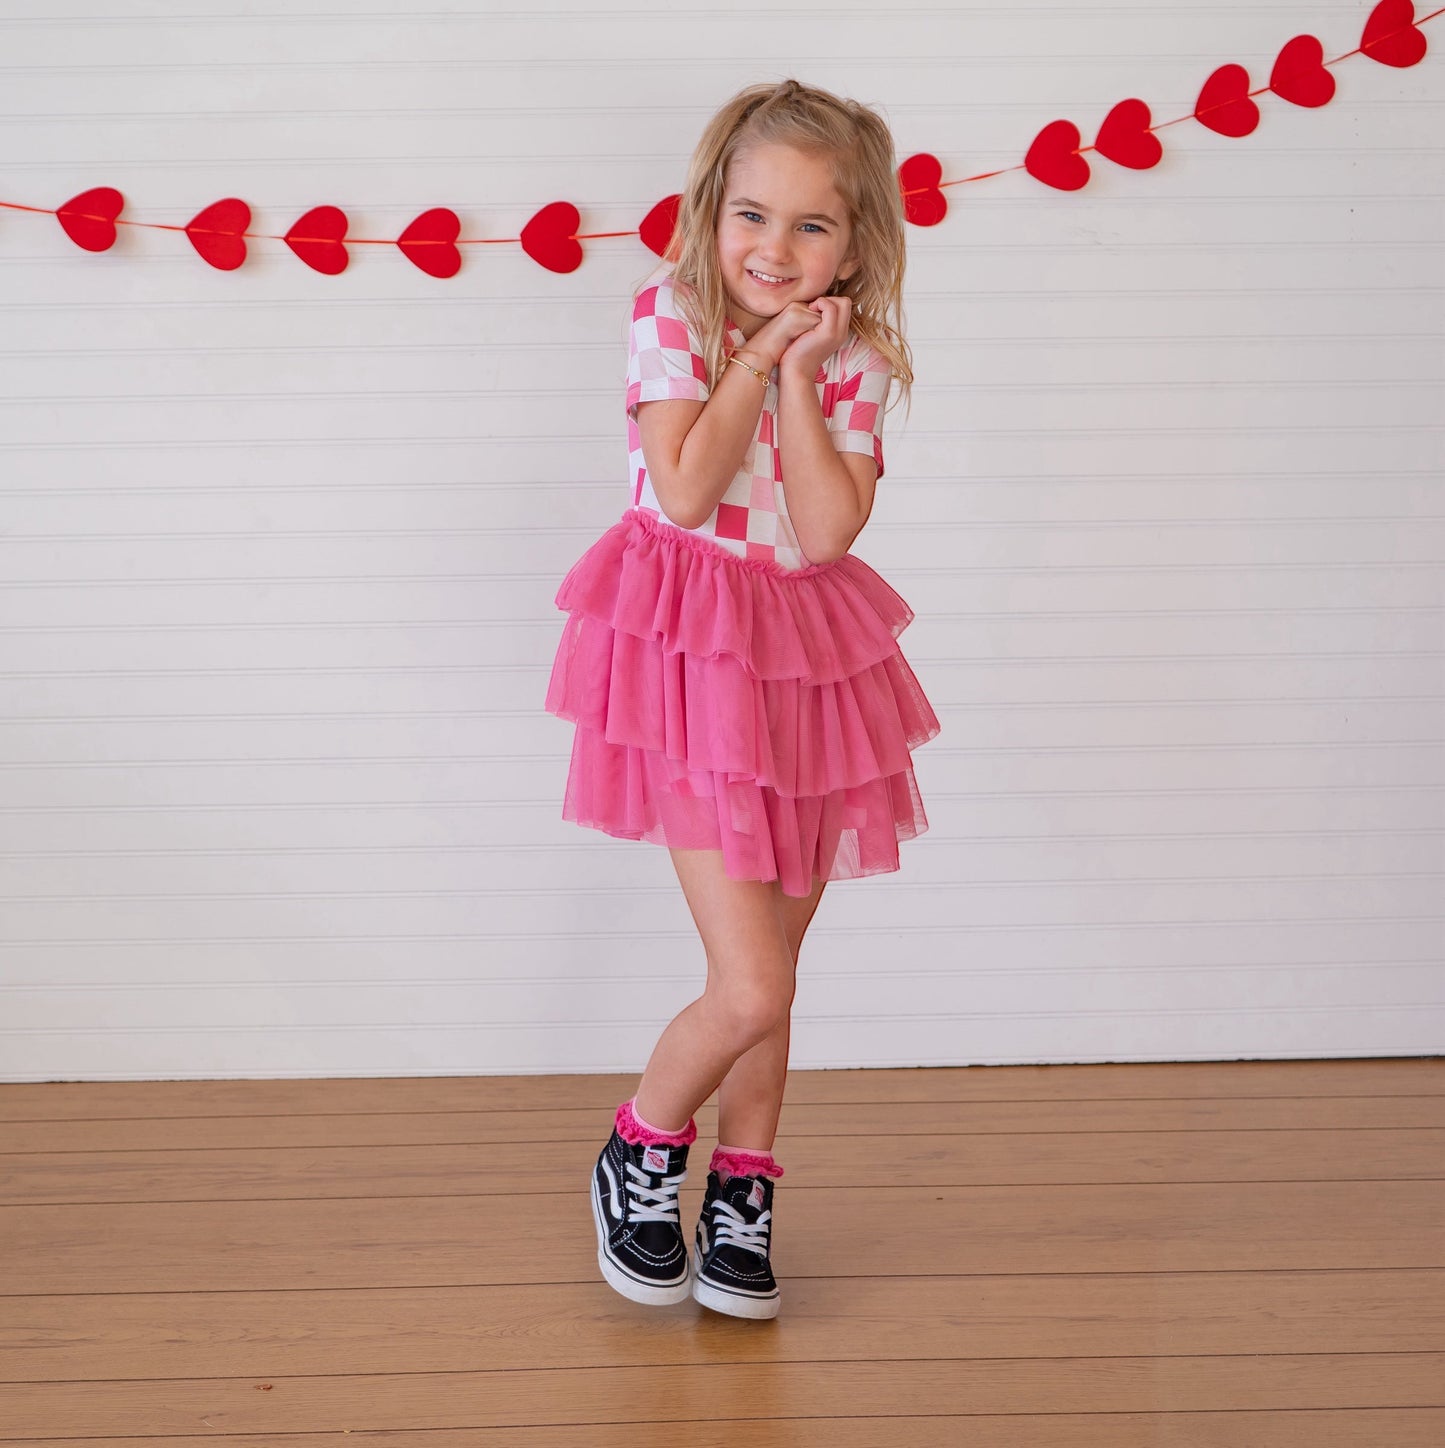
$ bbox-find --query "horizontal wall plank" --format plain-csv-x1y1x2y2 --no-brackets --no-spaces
2,1014,1439,1076
3,966,1442,1033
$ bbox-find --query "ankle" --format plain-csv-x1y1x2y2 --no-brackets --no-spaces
616,1096,697,1147
711,1144,784,1181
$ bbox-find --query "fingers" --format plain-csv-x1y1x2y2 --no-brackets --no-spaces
811,296,850,350
816,295,850,333
775,294,849,369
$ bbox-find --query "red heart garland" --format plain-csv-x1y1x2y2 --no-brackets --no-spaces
285,205,349,275
57,187,123,251
1271,34,1336,106
897,153,947,225
397,208,461,278
19,9,1439,274
521,201,582,273
1361,0,1427,67
185,198,250,270
639,194,681,257
1025,120,1089,190
1093,99,1162,169
1195,63,1260,136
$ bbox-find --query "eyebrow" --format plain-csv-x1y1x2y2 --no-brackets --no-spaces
728,196,841,226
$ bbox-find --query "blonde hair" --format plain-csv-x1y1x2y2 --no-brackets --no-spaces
635,77,913,421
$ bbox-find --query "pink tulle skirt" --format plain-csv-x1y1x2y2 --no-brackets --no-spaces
543,506,942,898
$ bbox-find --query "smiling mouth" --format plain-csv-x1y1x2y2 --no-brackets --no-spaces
747,269,792,285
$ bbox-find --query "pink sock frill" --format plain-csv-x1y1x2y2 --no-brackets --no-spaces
615,1097,697,1147
710,1146,784,1181
544,507,941,899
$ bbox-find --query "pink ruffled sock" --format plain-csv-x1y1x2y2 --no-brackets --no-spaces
615,1097,698,1147
710,1144,784,1182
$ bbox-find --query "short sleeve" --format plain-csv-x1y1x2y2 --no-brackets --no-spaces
626,276,711,424
826,338,893,481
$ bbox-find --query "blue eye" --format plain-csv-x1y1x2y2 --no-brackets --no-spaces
738,211,825,234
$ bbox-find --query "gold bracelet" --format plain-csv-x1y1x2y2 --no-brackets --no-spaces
726,352,771,388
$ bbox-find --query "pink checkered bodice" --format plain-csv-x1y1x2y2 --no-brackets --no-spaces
624,267,893,571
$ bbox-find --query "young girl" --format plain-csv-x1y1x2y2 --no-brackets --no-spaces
544,78,941,1319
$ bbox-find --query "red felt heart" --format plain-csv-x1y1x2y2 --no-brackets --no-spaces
285,205,349,275
1025,120,1089,191
521,200,582,273
56,187,123,252
897,153,946,226
1093,98,1162,170
639,194,681,257
1361,0,1427,67
1195,64,1260,137
185,198,250,270
1270,34,1336,107
397,208,461,278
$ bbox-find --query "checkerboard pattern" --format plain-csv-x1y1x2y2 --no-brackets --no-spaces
624,270,893,570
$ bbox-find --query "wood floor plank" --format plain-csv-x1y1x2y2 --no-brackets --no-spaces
2,1128,1438,1205
0,1180,1438,1295
6,1413,1445,1448
1,1057,1438,1122
2,1354,1440,1437
1,1271,1439,1380
2,1062,1438,1443
4,1093,1442,1155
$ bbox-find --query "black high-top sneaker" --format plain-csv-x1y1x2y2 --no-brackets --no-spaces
692,1170,780,1319
590,1126,691,1306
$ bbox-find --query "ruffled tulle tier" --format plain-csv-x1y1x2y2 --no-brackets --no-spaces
544,507,941,897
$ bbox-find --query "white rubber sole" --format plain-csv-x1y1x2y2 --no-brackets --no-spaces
589,1169,691,1307
692,1270,781,1320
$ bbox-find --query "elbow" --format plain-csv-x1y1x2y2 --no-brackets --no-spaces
811,507,870,564
802,528,856,566
650,473,707,531
655,495,705,532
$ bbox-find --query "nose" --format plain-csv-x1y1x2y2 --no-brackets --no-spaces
755,230,792,266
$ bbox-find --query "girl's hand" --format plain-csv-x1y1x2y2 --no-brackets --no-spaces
778,295,851,379
741,300,822,372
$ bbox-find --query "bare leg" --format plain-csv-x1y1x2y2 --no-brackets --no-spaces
631,849,801,1133
715,873,827,1150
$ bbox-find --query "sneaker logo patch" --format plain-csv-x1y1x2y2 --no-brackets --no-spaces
642,1145,670,1174
748,1179,766,1210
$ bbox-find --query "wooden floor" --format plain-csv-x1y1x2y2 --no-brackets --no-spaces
0,1058,1442,1446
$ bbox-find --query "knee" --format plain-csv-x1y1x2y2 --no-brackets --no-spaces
709,976,793,1051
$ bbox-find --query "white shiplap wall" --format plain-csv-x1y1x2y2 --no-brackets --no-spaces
1,1,1441,1080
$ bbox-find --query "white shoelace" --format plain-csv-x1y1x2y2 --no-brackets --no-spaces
624,1160,686,1224
710,1199,772,1256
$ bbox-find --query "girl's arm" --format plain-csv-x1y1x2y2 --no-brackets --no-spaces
635,344,774,531
775,297,879,563
775,369,875,563
637,305,820,531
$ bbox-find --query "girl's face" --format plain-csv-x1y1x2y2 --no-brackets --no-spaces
715,142,857,340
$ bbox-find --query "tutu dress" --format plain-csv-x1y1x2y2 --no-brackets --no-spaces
544,267,941,898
